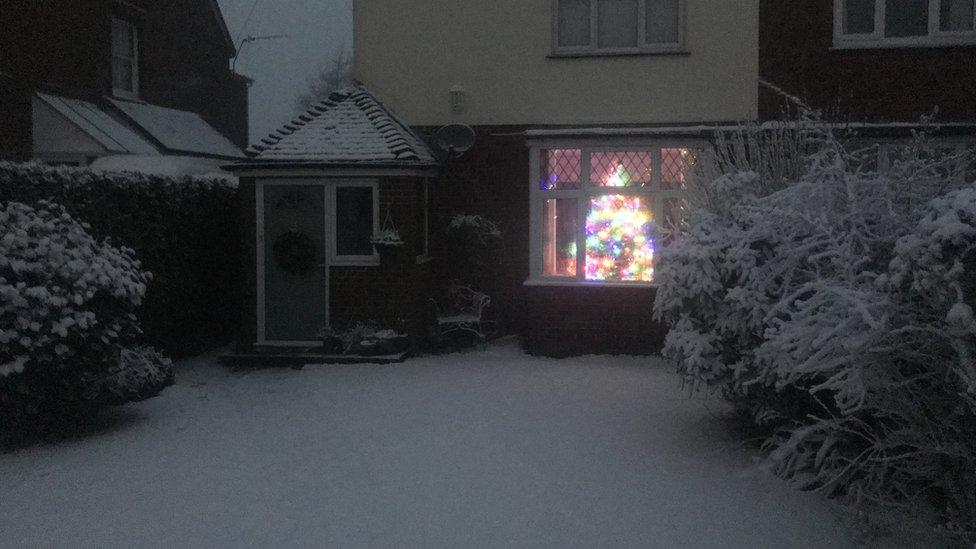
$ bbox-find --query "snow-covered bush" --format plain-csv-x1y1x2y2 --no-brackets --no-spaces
653,119,976,533
0,201,170,442
0,161,240,355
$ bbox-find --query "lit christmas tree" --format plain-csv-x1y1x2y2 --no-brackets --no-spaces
585,194,654,282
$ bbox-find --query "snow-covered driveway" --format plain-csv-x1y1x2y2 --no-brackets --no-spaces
1,341,858,548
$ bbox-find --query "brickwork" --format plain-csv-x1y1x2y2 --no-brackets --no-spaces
759,0,976,123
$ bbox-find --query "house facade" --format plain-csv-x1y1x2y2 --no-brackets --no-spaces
354,0,760,355
0,0,249,170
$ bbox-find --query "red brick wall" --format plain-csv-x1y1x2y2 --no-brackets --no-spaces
329,178,433,343
421,126,666,356
759,0,976,122
237,176,433,351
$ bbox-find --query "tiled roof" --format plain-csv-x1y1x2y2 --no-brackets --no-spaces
246,87,436,167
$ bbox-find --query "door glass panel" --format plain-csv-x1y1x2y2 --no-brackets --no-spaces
336,186,374,256
264,185,327,341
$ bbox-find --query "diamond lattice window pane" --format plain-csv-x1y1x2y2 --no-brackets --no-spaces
590,151,652,188
661,148,695,190
540,149,581,190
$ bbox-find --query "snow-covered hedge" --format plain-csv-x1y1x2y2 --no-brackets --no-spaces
0,161,240,355
653,122,976,533
0,201,173,442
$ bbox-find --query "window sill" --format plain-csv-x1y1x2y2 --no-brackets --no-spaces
548,49,690,59
831,37,976,50
524,278,656,289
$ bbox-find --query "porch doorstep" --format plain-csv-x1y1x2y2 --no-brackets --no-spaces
220,350,410,368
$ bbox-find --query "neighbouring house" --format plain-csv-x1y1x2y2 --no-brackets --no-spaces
233,0,975,357
0,0,249,175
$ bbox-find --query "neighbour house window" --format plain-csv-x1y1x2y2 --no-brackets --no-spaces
333,183,378,263
554,0,684,55
835,0,976,47
531,146,697,284
111,18,139,98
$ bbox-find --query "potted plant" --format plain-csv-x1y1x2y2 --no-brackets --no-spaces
370,227,404,254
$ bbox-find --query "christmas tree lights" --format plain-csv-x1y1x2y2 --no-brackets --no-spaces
585,194,654,282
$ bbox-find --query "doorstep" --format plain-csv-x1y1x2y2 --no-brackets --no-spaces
219,351,410,368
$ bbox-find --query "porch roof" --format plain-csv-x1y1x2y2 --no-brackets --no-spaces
236,87,437,170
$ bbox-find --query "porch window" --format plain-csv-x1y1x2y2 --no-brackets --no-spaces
531,146,697,284
834,0,976,47
333,182,378,264
554,0,684,55
111,19,139,98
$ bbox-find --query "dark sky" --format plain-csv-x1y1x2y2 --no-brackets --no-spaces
217,0,353,143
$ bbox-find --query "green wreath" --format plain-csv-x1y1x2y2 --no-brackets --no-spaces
273,229,317,275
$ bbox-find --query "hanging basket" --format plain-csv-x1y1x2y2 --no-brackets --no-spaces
372,208,404,254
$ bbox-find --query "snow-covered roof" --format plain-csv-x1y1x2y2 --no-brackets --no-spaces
243,87,437,167
36,93,160,155
108,98,243,159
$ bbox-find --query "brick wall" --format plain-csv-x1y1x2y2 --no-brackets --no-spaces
422,126,665,356
759,0,976,123
237,175,433,351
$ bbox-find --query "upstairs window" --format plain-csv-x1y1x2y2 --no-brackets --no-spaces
554,0,684,55
111,18,139,98
835,0,976,47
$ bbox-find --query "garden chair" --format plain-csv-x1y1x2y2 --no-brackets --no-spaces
430,285,492,347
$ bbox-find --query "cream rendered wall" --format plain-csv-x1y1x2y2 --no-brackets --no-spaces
353,0,759,127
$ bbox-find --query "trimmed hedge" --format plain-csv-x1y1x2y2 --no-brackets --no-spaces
0,162,241,356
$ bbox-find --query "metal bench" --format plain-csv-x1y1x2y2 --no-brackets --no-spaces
430,285,492,346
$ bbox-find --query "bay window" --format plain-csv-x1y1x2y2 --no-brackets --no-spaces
530,145,697,285
835,0,976,47
554,0,685,55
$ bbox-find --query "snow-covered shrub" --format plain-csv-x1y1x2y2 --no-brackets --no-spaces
654,119,976,533
0,200,149,375
0,201,173,443
100,346,174,405
0,161,240,355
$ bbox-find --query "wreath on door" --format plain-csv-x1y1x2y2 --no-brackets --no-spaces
273,229,317,275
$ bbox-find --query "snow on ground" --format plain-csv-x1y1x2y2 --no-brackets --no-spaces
1,340,862,548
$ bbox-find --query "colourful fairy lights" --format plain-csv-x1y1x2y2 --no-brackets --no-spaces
584,194,654,282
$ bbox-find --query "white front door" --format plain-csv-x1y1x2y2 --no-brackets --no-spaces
257,182,328,345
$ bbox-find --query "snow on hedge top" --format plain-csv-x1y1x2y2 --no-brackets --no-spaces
108,99,243,159
244,87,436,167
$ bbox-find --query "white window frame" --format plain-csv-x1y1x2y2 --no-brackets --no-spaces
551,0,687,56
833,0,976,48
527,140,702,287
111,18,139,99
330,179,381,267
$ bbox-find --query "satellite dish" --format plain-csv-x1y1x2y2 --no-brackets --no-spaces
433,124,476,158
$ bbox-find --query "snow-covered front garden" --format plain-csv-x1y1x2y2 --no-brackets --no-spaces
0,342,868,548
